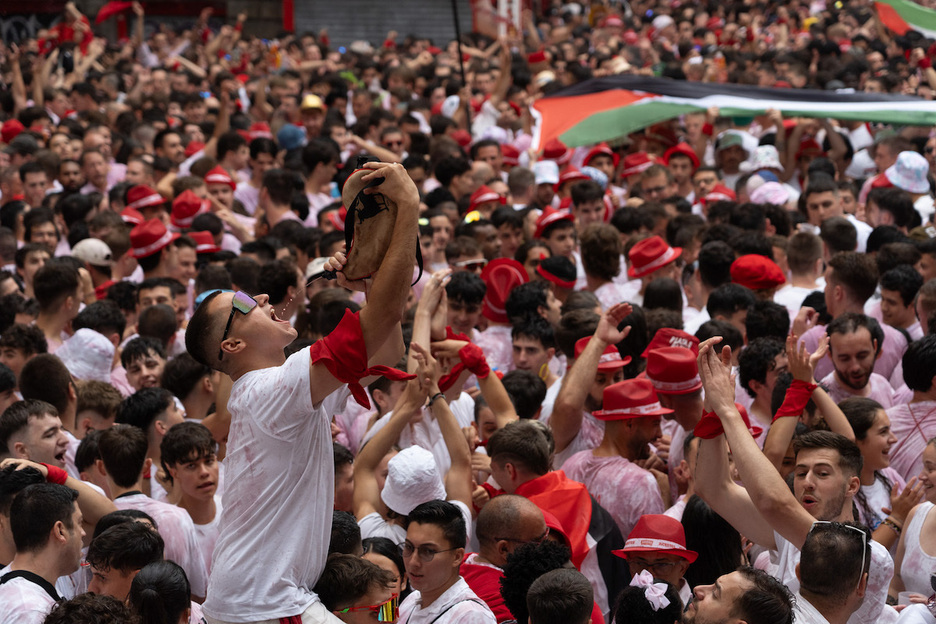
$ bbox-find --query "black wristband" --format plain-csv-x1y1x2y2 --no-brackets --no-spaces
428,392,445,406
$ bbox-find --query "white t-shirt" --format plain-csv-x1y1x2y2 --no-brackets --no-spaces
0,571,59,624
399,576,496,624
793,592,832,624
202,347,351,622
115,493,208,598
192,496,223,577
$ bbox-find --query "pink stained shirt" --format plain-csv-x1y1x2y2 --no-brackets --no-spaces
561,451,665,539
819,371,895,409
474,325,515,375
887,400,936,482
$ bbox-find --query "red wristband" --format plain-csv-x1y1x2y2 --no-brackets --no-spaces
693,410,724,439
459,343,490,379
772,379,817,422
41,463,68,485
920,57,932,69
702,123,714,136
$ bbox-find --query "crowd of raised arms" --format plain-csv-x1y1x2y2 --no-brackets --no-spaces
6,0,936,623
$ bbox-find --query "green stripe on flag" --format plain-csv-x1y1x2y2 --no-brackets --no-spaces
558,101,699,147
875,0,936,37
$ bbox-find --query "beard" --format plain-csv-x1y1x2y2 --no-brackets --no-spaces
816,485,849,521
836,367,871,391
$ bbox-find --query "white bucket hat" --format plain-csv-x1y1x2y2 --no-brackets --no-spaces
380,446,446,516
57,328,115,383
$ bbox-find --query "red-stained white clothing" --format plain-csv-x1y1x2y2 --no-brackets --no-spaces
202,345,351,623
115,493,208,598
900,502,936,596
474,325,515,375
561,452,665,539
540,410,604,470
887,401,936,481
399,577,496,624
234,183,260,216
593,281,633,312
193,496,222,577
819,372,895,409
0,571,58,624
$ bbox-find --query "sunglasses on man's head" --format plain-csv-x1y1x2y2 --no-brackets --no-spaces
335,594,399,622
218,291,258,361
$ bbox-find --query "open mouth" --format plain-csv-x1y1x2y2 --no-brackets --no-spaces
271,309,289,324
55,451,66,465
801,495,817,508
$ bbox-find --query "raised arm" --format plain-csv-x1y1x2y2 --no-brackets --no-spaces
551,303,631,453
352,379,427,521
698,337,816,549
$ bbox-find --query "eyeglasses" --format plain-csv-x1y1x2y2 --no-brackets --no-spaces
493,528,550,547
452,259,487,272
809,521,868,591
335,594,399,622
627,558,679,576
218,291,258,361
400,542,458,562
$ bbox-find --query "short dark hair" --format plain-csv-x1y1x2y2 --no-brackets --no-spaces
0,462,44,517
93,509,159,539
731,566,795,624
19,353,73,416
745,300,790,343
329,510,362,556
86,520,165,574
819,217,857,254
707,283,756,319
406,499,467,549
33,261,78,311
0,323,48,356
738,337,785,398
160,421,215,481
903,334,936,392
0,398,58,452
869,187,916,229
160,352,211,402
799,522,871,601
696,241,735,290
501,370,548,420
786,232,823,276
259,258,300,306
505,281,550,325
579,223,621,282
185,289,225,369
120,336,167,370
435,156,471,188
262,168,301,206
10,483,78,552
73,300,127,339
116,387,174,433
511,316,556,350
75,429,103,474
445,270,485,305
487,419,552,476
313,553,396,611
98,424,149,488
216,130,247,162
137,304,178,347
528,568,594,624
793,430,863,479
827,252,878,305
500,540,573,624
880,264,923,307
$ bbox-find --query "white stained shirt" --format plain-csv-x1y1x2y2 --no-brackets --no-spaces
773,529,894,624
793,592,832,624
474,325,515,376
115,493,208,598
887,401,936,482
900,502,936,596
0,572,59,624
897,604,936,624
193,496,223,577
399,577,496,624
819,372,896,410
202,347,351,623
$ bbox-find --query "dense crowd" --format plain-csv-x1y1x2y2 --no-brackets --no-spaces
4,0,936,623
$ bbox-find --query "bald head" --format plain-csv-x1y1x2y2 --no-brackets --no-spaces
476,494,547,566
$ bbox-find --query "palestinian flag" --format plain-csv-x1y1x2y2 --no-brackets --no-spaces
875,0,936,38
532,75,936,149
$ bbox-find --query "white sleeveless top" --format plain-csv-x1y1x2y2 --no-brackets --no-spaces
901,502,936,595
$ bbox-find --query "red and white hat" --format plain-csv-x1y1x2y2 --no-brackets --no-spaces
469,185,504,212
130,219,180,259
613,514,698,562
248,122,273,140
662,142,700,170
621,152,656,179
189,230,221,254
533,207,574,240
126,185,164,212
645,347,702,395
171,190,211,229
627,236,681,279
204,165,236,190
642,327,699,357
593,378,673,421
121,207,145,226
557,166,591,188
574,337,632,372
481,258,528,323
501,144,520,167
542,138,573,166
702,184,736,205
583,142,619,168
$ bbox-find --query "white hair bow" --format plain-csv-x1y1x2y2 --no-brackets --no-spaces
630,569,671,611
